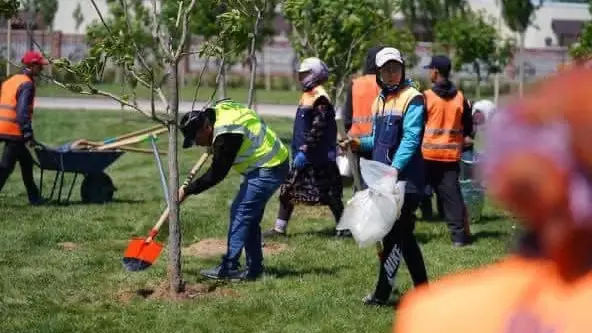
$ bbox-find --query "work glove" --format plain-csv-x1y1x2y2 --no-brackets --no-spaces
293,151,308,170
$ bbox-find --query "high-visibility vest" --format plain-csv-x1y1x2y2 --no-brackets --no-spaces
213,100,289,174
294,85,337,164
0,74,34,140
349,74,380,137
422,89,465,162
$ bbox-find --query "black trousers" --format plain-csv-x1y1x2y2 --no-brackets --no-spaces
0,140,39,199
277,198,344,224
373,193,428,301
425,160,469,243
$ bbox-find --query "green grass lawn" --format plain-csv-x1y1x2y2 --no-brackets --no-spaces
36,83,302,105
0,109,516,333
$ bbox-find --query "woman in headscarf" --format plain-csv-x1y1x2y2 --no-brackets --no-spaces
262,57,347,238
394,66,592,333
341,47,429,305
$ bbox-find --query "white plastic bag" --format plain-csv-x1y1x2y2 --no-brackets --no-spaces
337,158,406,248
336,155,352,177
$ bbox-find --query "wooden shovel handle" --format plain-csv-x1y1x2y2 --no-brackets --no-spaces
84,141,166,155
103,125,165,144
97,128,168,151
146,152,211,242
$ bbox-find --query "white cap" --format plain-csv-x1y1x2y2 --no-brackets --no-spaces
375,47,403,67
298,57,323,72
472,99,496,119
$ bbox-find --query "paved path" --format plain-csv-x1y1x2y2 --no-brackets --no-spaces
35,96,298,118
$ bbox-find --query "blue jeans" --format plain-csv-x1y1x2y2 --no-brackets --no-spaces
222,161,289,273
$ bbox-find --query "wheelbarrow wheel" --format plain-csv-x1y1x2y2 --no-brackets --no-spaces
81,172,116,204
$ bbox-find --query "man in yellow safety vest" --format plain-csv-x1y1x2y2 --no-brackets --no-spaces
178,99,289,281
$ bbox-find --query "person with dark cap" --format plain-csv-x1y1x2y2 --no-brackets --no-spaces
340,47,428,306
421,55,474,247
0,51,48,205
178,99,289,281
342,46,383,191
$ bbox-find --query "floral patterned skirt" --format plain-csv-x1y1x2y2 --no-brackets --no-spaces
279,162,343,205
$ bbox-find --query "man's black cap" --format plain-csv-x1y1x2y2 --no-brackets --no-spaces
179,109,211,148
424,55,452,77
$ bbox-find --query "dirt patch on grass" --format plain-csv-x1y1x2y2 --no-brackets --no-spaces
58,242,80,251
183,238,288,258
117,280,238,302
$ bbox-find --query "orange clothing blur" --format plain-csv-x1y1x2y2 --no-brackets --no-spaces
348,74,380,137
395,255,592,332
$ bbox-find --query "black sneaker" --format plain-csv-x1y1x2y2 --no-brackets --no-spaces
262,228,286,238
362,294,392,307
200,265,243,281
29,196,46,206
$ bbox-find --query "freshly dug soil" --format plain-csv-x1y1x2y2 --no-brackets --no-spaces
183,238,288,258
57,242,80,251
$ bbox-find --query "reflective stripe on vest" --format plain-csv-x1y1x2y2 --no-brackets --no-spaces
422,89,465,162
349,75,380,137
0,74,33,139
213,101,288,174
299,85,330,107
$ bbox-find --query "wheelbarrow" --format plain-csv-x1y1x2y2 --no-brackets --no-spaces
31,125,169,205
33,146,124,204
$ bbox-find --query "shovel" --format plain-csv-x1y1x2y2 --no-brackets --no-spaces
122,152,211,272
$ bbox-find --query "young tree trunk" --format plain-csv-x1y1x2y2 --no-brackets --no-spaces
518,32,525,97
167,60,183,295
247,40,258,108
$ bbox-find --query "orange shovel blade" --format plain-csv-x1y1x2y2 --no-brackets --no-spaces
122,238,163,272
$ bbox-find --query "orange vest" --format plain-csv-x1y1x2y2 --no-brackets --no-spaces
422,89,464,162
348,75,380,137
395,255,592,333
0,74,34,140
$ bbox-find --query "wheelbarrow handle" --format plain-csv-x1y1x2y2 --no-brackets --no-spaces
103,125,165,144
146,152,211,242
97,128,168,151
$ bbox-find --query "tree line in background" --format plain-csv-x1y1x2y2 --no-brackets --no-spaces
0,0,589,297
3,0,579,103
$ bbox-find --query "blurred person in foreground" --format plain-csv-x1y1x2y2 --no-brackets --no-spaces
394,66,592,332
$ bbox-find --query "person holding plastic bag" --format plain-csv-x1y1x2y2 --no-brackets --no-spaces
340,47,428,306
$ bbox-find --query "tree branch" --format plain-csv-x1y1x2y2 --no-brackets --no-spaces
174,0,199,59
247,2,264,108
89,0,113,36
118,0,151,71
206,57,225,106
191,56,211,109
151,0,171,59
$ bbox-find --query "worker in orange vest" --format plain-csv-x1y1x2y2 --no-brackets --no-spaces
0,51,48,205
421,55,473,246
342,46,383,191
394,67,592,333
